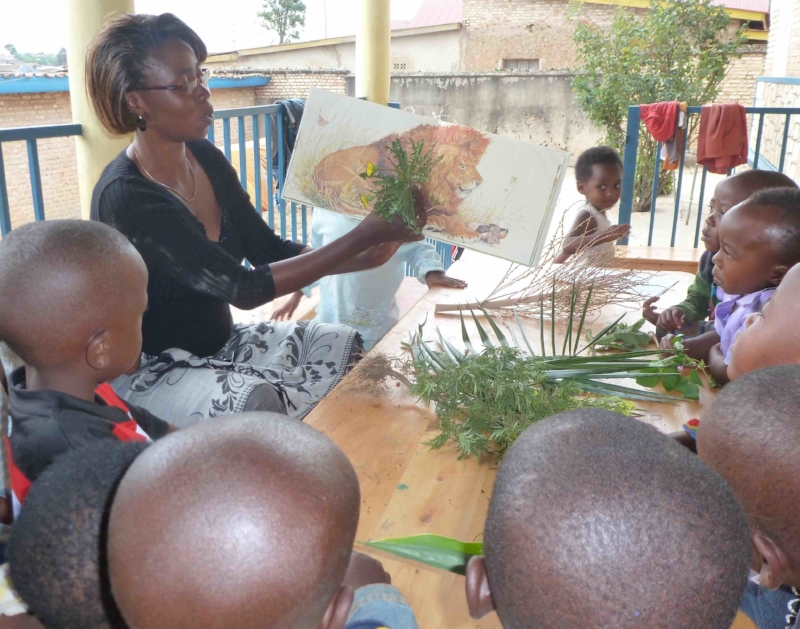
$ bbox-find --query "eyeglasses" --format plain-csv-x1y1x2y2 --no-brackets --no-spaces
128,69,209,95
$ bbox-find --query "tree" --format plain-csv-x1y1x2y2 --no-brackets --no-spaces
258,0,307,45
4,44,17,57
573,0,745,212
57,48,67,67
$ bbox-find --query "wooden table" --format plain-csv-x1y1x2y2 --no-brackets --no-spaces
304,254,742,629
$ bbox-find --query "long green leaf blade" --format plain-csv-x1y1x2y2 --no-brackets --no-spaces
478,305,509,347
469,307,493,349
514,309,536,356
539,295,547,357
577,314,627,355
562,281,577,356
574,280,594,355
551,279,557,356
459,307,477,355
362,534,483,575
437,328,465,364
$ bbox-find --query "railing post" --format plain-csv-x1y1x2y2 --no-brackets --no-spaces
618,106,640,246
26,139,45,222
0,144,10,236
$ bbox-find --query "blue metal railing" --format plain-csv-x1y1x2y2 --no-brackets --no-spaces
619,103,800,248
0,123,83,236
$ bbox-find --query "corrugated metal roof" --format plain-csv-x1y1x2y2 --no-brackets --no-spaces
0,71,68,79
408,0,463,28
712,0,769,14
391,20,412,30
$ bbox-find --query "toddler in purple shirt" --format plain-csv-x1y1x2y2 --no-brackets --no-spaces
662,187,800,384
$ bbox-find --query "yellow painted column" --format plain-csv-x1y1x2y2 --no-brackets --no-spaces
355,0,391,106
66,0,134,219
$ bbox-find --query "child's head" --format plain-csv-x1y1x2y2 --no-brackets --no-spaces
0,220,147,383
466,409,751,628
7,440,148,629
728,263,800,380
107,413,361,629
703,170,798,253
712,187,800,296
575,146,623,212
698,365,800,589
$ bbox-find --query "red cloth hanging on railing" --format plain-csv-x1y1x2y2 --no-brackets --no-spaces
697,103,748,174
639,101,688,171
640,101,680,142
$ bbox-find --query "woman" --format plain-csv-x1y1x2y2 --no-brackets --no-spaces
87,13,426,424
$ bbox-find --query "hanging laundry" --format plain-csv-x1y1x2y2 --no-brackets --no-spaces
697,104,748,175
639,101,688,170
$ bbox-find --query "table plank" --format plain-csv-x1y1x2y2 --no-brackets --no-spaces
305,253,716,629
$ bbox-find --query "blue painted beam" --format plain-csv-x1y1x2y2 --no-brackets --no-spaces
0,75,269,94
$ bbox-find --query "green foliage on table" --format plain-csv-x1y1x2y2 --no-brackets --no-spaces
360,139,442,233
572,0,745,212
587,318,652,351
406,282,706,460
363,534,483,576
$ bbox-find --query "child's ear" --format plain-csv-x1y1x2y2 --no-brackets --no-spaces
753,532,791,590
86,330,112,371
317,585,354,629
576,180,586,195
769,264,791,287
465,556,496,619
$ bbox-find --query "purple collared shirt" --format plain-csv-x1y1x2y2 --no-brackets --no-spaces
715,286,776,364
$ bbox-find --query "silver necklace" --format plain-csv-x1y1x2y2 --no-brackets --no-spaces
133,145,197,203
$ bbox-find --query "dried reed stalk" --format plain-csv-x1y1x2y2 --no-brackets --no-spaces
436,216,657,322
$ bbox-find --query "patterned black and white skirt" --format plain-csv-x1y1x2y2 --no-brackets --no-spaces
111,320,361,427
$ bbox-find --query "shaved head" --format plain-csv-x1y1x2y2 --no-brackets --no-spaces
484,410,750,629
698,365,800,571
108,414,361,629
0,220,145,368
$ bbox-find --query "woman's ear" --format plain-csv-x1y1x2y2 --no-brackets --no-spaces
753,532,791,590
126,92,146,118
465,556,496,619
317,585,354,629
86,330,112,371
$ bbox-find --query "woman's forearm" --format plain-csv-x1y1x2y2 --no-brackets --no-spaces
269,229,373,296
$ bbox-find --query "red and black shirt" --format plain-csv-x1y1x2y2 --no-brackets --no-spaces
6,367,170,518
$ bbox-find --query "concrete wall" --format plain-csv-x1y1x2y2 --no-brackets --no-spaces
766,0,800,77
209,29,465,74
387,72,602,157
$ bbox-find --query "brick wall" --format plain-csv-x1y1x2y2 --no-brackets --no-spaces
716,46,766,105
462,0,646,71
254,69,348,102
208,87,256,150
0,92,80,230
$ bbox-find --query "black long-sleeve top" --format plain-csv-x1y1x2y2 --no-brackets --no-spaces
91,140,305,358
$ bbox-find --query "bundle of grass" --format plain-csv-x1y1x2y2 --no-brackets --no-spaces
435,215,655,322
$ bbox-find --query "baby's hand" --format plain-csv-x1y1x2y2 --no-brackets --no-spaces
657,307,686,333
426,271,467,289
659,334,677,357
642,296,660,325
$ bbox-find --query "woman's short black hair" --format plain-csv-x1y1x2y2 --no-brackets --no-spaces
575,146,623,183
86,13,208,135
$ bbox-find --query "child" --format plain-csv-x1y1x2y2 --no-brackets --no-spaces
697,366,800,629
643,170,798,336
107,413,419,629
554,146,631,264
464,408,751,628
0,221,175,514
272,208,466,351
728,263,800,380
7,440,147,629
660,187,800,384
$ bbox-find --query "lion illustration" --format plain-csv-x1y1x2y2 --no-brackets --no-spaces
313,124,505,242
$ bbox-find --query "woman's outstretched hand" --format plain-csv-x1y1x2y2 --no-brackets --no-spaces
356,187,428,244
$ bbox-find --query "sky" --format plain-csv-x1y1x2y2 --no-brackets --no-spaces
0,0,425,56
